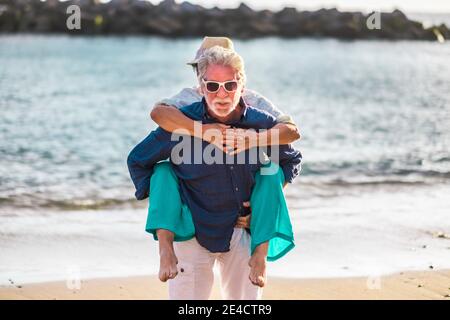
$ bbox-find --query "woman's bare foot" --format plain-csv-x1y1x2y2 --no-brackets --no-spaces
248,242,268,287
159,247,178,282
248,252,266,287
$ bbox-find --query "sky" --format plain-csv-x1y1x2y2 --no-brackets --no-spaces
151,0,450,14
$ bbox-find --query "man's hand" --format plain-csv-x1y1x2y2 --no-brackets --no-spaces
235,201,252,229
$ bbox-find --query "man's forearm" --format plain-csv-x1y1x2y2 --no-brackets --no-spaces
150,104,200,138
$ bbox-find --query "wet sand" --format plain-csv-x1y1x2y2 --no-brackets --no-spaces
1,269,449,300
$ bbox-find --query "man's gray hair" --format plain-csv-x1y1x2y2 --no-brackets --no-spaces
196,46,246,85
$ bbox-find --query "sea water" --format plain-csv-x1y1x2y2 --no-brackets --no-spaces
1,35,449,284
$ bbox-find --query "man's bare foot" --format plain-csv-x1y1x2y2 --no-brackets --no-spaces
159,247,178,282
248,252,267,287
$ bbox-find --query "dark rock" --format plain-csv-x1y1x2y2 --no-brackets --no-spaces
179,1,202,13
236,3,254,16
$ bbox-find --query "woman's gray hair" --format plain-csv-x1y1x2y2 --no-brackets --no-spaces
196,46,246,85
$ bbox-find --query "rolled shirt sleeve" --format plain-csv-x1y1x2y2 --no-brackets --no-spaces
245,106,302,184
126,128,176,200
274,145,302,184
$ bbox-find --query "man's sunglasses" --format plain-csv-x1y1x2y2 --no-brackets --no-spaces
202,78,239,93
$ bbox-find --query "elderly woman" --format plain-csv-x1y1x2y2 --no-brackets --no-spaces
128,42,302,300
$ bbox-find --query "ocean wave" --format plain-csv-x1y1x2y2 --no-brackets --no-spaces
315,178,431,187
300,161,450,179
0,196,145,212
0,174,446,212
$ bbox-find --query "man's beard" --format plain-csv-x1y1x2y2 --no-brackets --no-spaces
211,97,233,115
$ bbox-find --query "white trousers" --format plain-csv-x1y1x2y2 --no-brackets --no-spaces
168,227,263,300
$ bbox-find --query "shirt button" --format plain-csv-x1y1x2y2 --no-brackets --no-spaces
230,166,234,170
235,187,239,191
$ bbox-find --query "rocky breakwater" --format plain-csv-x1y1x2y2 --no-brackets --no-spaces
0,0,448,41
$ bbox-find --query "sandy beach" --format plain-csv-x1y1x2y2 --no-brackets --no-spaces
1,269,449,300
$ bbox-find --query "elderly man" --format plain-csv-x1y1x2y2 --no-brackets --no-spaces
147,37,301,285
128,46,301,299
